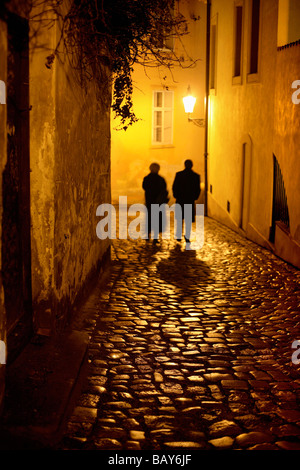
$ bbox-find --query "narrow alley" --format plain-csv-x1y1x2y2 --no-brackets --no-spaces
1,0,300,457
58,217,300,451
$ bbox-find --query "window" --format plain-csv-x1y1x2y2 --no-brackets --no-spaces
154,1,176,51
164,32,175,51
209,13,218,94
209,24,217,90
155,27,175,51
152,90,174,145
249,0,260,75
233,3,243,79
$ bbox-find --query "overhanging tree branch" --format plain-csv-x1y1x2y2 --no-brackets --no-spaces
3,0,200,130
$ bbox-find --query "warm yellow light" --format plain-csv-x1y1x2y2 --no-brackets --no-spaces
183,93,196,114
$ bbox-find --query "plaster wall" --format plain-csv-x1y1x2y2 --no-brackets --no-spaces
111,0,207,206
29,14,111,332
273,43,300,244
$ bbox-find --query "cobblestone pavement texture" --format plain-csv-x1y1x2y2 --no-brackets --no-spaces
59,217,300,451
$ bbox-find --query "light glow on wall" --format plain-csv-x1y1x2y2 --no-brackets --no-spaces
183,87,197,114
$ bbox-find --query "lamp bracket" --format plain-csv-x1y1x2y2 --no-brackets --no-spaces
188,116,206,128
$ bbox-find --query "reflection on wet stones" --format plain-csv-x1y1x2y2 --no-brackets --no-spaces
61,217,300,451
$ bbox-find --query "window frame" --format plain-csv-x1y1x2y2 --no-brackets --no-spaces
152,89,174,147
210,13,218,93
232,0,244,85
153,1,177,53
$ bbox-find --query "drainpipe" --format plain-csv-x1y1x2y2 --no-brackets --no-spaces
204,0,211,217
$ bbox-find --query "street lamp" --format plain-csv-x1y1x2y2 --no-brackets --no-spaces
183,86,205,128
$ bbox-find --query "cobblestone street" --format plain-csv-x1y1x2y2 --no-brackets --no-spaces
60,217,300,451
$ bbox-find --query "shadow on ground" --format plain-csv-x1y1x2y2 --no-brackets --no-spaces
156,243,213,294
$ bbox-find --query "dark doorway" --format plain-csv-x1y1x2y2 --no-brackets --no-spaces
2,13,32,362
270,155,290,243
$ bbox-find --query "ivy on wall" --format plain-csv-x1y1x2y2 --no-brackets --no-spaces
3,0,198,130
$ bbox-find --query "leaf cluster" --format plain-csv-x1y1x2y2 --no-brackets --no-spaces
3,0,194,130
61,0,191,129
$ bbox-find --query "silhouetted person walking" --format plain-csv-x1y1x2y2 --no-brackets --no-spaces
172,159,201,243
143,163,169,243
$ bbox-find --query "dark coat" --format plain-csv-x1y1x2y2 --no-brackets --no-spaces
142,172,169,236
142,173,168,207
172,169,201,221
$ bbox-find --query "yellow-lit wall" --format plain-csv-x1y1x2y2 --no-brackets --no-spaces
208,0,300,267
0,19,7,413
111,0,207,206
207,0,278,246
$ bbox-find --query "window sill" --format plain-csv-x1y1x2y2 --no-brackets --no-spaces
152,47,175,54
247,72,260,83
232,75,242,85
150,144,175,149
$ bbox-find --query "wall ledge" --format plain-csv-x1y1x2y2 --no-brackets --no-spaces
277,39,300,51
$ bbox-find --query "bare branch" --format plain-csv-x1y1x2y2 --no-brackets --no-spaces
4,0,199,129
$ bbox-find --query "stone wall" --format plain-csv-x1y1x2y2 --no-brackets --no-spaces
0,1,112,413
207,0,300,268
29,18,111,333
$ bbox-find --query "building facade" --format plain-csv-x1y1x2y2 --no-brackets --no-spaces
207,0,300,268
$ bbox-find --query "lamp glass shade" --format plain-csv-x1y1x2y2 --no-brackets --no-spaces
183,94,196,114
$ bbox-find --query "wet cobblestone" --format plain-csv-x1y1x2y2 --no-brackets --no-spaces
59,217,300,451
